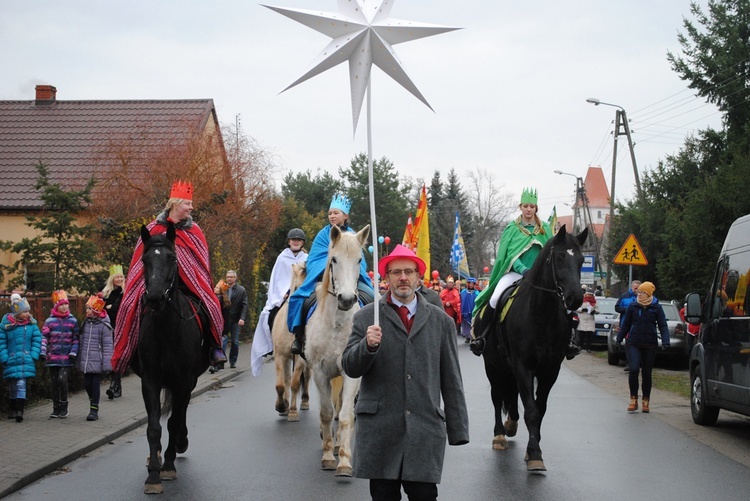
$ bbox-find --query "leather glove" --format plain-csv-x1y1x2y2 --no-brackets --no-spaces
39,354,46,361
68,354,77,361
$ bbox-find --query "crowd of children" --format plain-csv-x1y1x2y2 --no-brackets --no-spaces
1,276,118,423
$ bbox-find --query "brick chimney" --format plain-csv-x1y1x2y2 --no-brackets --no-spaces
35,85,57,105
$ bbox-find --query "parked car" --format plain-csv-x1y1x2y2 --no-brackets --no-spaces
607,300,688,366
685,213,750,426
593,297,619,353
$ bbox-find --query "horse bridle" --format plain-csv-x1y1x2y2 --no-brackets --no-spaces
142,247,201,322
528,245,567,305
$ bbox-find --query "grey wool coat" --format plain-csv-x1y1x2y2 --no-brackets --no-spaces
342,294,469,484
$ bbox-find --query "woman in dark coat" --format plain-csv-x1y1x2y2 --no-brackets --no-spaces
102,265,124,399
616,281,669,413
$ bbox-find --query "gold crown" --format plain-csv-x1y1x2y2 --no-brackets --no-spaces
86,294,106,313
51,290,68,304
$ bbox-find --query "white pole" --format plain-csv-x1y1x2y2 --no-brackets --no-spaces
366,77,379,325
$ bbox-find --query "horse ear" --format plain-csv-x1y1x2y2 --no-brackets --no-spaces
576,227,589,247
140,225,151,244
329,224,342,246
554,224,567,244
166,221,176,242
356,225,370,247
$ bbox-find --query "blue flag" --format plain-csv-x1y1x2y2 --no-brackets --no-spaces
450,211,471,279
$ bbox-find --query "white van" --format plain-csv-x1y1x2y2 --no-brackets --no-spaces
684,214,750,425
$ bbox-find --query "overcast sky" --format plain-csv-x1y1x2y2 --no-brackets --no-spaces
1,0,723,220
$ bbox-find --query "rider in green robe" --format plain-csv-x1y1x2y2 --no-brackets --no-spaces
470,188,581,359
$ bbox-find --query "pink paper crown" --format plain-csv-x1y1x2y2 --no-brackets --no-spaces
170,180,194,201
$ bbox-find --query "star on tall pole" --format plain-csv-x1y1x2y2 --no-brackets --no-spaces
265,0,460,324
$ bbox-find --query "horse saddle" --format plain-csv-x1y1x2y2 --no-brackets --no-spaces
302,282,374,323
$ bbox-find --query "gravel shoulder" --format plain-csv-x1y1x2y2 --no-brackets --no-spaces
566,351,750,469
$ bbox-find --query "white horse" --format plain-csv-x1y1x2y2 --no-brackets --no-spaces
272,262,311,422
305,224,370,477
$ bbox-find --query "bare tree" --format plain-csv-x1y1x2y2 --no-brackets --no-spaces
466,168,515,273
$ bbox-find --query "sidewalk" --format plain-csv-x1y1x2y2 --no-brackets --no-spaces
0,361,245,498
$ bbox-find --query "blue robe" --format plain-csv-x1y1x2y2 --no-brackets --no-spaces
287,224,372,332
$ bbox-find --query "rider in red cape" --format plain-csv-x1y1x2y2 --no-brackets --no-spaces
111,181,226,373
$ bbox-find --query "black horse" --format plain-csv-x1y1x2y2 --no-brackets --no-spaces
131,223,210,494
478,225,588,472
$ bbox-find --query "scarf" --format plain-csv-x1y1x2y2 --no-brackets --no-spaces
637,293,652,307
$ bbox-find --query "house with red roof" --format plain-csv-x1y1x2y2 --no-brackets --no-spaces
0,85,228,291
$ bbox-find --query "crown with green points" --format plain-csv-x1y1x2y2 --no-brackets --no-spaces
329,193,352,214
520,187,538,205
109,264,123,277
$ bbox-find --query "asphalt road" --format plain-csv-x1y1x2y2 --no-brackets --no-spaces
7,345,750,500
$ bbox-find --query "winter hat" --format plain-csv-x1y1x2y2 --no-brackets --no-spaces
638,281,655,297
10,297,30,315
10,293,22,303
52,290,69,307
378,244,427,278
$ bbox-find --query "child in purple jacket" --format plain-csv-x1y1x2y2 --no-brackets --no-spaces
78,294,113,421
41,290,79,419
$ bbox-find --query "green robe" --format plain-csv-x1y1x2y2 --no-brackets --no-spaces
473,217,552,316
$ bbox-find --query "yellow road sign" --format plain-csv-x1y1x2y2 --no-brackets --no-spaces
613,234,648,266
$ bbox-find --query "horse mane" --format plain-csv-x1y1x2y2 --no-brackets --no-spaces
318,227,364,311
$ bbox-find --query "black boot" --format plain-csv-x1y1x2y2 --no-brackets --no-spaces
59,400,69,419
106,374,117,400
469,305,495,357
50,396,60,419
15,399,25,422
87,402,99,421
565,329,581,360
112,383,122,399
8,399,17,419
290,325,305,358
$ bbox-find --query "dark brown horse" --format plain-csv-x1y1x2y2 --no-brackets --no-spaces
478,225,588,471
130,223,210,494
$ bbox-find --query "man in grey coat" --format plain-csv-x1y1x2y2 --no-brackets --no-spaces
342,245,469,500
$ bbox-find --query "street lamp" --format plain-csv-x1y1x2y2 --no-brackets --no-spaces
553,170,582,233
586,97,642,294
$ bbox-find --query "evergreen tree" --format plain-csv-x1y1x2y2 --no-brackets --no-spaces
338,153,411,243
0,162,104,293
667,0,750,151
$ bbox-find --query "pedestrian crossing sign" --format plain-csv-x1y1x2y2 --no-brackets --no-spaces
613,234,648,266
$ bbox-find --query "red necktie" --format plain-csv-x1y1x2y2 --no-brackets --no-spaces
396,305,413,333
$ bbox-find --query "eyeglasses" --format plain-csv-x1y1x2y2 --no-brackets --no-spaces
387,268,418,278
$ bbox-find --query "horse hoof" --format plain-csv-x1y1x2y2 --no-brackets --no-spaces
144,482,163,495
278,410,289,416
492,435,508,450
288,412,300,422
527,460,546,472
176,438,188,454
160,469,177,481
335,466,353,477
300,401,310,411
504,419,519,437
275,402,290,415
321,459,337,470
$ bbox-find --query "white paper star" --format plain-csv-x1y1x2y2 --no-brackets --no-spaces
264,0,459,133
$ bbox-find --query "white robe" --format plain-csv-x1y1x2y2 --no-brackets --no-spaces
251,248,308,376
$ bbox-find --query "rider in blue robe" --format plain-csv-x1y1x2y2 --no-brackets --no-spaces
288,193,373,355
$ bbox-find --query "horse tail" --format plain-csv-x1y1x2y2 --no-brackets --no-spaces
161,388,173,416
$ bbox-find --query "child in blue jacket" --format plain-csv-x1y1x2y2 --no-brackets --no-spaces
0,295,42,422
